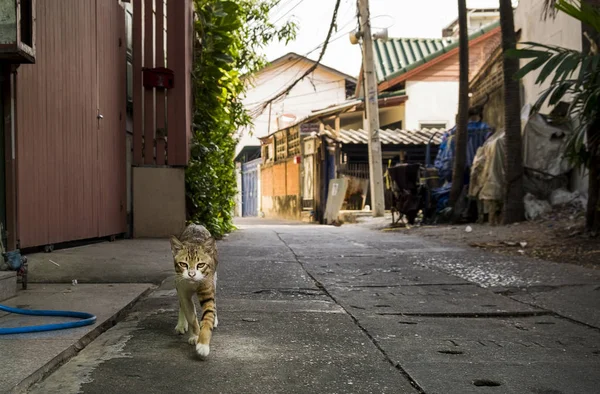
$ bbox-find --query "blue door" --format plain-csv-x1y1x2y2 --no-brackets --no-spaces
321,149,337,213
241,159,260,217
327,151,336,183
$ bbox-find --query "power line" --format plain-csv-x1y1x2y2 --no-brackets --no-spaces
246,1,355,120
248,16,353,117
245,79,347,105
272,0,305,24
245,85,345,107
271,0,297,16
257,37,334,86
252,16,357,90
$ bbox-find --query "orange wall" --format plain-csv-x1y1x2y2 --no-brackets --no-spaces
273,164,287,196
286,161,299,195
262,166,273,197
261,159,300,197
260,159,301,220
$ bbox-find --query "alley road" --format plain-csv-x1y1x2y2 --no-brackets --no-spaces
29,219,600,393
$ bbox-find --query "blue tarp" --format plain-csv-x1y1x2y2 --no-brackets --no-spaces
432,183,452,213
434,121,493,184
432,121,493,212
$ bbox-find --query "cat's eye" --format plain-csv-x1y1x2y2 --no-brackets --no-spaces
197,263,206,269
179,262,188,269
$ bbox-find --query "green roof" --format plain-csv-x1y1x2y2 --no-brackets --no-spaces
374,37,455,82
378,89,406,99
374,20,500,84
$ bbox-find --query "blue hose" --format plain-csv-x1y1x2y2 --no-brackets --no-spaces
0,304,96,335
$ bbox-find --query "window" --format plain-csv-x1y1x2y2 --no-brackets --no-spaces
126,9,133,113
419,122,447,130
384,120,402,129
20,0,33,48
345,79,357,99
125,8,133,55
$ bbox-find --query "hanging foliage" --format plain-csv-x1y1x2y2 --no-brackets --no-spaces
186,0,296,238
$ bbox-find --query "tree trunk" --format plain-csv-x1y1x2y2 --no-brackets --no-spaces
586,121,600,233
582,0,600,234
500,0,525,224
449,0,470,210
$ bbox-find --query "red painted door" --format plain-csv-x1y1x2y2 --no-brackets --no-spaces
15,0,127,248
95,0,127,237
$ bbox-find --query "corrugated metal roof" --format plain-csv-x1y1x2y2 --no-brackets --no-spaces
374,38,455,82
321,128,444,146
374,20,501,83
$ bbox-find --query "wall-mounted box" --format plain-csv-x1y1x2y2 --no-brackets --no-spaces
0,0,35,63
143,67,174,89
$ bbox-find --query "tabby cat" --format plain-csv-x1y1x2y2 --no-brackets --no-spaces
170,224,218,358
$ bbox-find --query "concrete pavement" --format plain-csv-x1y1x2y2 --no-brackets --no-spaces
26,239,173,284
1,239,167,393
0,284,153,393
24,218,600,394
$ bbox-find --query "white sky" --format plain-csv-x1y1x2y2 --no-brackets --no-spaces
264,0,502,77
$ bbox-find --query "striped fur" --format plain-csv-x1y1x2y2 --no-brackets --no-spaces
170,224,218,358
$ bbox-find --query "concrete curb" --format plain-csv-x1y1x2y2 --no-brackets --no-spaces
10,286,155,394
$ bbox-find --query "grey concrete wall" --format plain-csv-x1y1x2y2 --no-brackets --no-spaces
133,167,186,238
0,271,16,302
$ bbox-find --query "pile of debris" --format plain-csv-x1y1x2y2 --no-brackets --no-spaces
441,109,587,225
524,188,587,222
382,105,589,229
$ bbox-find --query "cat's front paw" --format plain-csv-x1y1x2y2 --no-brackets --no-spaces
188,335,198,345
175,322,188,335
196,343,210,358
214,315,219,328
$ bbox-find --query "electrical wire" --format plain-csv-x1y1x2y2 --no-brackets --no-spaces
245,81,347,106
272,0,305,25
255,0,342,115
248,16,354,117
256,17,357,87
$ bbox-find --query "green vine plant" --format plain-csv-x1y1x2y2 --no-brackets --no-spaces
186,0,297,238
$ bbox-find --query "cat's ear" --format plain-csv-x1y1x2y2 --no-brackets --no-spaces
170,236,184,256
202,237,217,259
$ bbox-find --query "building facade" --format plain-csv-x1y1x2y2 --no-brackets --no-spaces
0,0,192,251
356,21,502,131
235,53,356,217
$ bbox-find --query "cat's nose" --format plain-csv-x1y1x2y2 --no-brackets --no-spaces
189,271,196,277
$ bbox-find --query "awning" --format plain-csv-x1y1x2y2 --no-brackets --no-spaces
320,128,444,145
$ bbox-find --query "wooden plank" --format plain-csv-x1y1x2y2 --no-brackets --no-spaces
156,137,166,165
16,0,98,247
167,0,191,166
155,0,166,164
143,0,155,164
133,0,143,165
3,67,17,250
96,0,127,236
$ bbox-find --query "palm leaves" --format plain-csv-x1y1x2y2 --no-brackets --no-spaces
508,0,600,166
542,0,558,20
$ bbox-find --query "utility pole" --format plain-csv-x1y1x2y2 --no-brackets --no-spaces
358,0,385,217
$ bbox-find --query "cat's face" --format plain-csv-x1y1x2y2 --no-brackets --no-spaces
170,238,214,283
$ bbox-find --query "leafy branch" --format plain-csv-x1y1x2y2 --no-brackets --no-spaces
186,0,297,238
